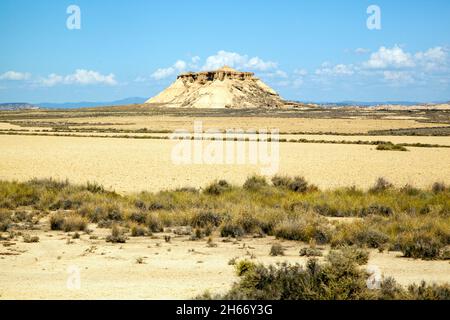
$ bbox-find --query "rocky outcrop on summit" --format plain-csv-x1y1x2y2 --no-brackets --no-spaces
145,66,285,109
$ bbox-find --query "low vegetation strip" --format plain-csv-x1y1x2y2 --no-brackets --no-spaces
200,247,450,300
0,131,449,149
0,176,449,261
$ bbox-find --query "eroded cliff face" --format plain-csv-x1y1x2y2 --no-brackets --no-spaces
145,66,285,109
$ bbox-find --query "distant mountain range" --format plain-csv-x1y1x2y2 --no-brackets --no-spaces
0,103,40,111
1,98,448,110
36,97,147,109
310,100,449,107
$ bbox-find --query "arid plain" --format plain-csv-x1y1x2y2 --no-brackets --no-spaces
0,106,449,299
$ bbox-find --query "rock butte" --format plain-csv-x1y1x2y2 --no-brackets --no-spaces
145,66,286,109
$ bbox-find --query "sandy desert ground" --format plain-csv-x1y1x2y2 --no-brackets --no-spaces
2,115,448,134
1,225,449,300
0,107,449,300
1,135,449,193
2,130,450,146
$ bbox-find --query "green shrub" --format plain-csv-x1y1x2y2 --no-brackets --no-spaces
401,184,421,196
23,234,39,243
360,204,393,217
134,200,147,210
86,181,105,194
11,210,33,223
204,180,231,195
28,178,70,190
235,260,256,277
49,212,65,230
190,228,204,240
215,248,449,300
175,187,198,193
398,233,443,260
272,175,313,193
191,211,222,228
407,281,450,300
78,201,123,223
269,243,285,257
299,247,323,257
0,181,40,208
376,143,408,152
0,209,12,231
146,214,163,232
220,222,244,238
332,246,369,265
63,214,88,232
236,213,263,234
243,175,268,191
223,253,370,300
289,177,310,193
271,176,292,188
130,223,147,237
128,211,147,224
274,214,331,244
370,177,393,193
97,219,113,228
270,243,285,256
440,247,450,260
106,224,127,243
49,212,88,232
331,223,389,249
312,204,341,217
432,182,446,194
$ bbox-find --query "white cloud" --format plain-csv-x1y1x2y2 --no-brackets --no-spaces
65,69,117,85
191,56,200,64
201,50,277,71
134,76,148,83
38,73,64,87
294,69,308,76
263,70,288,78
245,57,277,71
354,48,370,55
150,67,176,80
315,63,355,76
202,51,247,71
148,51,279,80
0,71,31,81
415,47,448,71
142,46,448,92
292,78,304,88
173,60,187,70
308,45,448,89
365,45,415,69
37,69,117,87
415,47,446,62
151,59,188,80
383,71,414,85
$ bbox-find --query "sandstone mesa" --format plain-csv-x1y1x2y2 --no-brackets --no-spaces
145,66,285,109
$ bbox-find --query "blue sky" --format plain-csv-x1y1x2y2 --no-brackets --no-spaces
0,0,449,103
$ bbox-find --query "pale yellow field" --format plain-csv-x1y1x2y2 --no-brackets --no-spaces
1,135,449,193
1,108,449,300
8,115,448,133
2,130,450,146
1,226,448,299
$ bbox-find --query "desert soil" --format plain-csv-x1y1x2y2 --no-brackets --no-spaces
1,226,449,300
4,116,448,133
1,130,449,146
1,135,449,193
